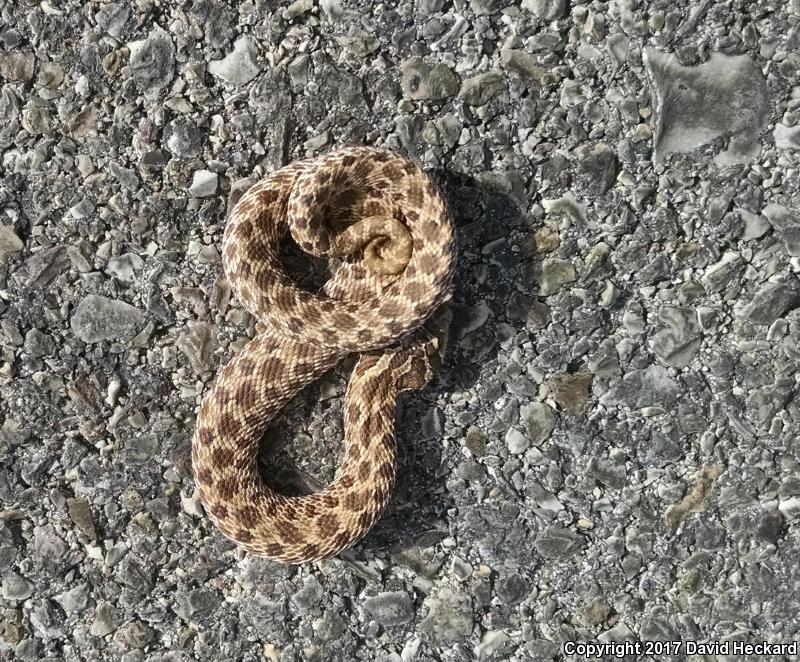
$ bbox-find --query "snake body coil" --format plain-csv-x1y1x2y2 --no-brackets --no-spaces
191,147,456,563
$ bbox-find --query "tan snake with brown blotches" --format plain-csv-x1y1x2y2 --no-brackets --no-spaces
191,146,456,563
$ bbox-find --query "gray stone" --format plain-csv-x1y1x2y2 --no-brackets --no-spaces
436,113,463,147
774,123,800,151
166,117,206,158
363,591,414,626
456,459,486,482
140,150,168,167
283,0,313,19
459,71,506,106
470,0,510,14
33,526,68,569
109,162,140,192
521,0,567,20
536,258,576,296
702,253,744,292
465,426,487,455
174,589,221,622
313,612,346,641
67,105,96,139
644,49,769,165
209,37,261,86
114,620,155,648
587,459,627,489
239,596,288,640
30,600,64,639
651,306,701,368
778,497,800,520
476,630,514,661
580,597,611,625
129,28,175,95
24,329,54,357
70,295,145,343
0,225,24,258
0,51,34,81
69,197,96,220
600,364,681,409
67,498,96,540
534,525,585,559
191,0,234,49
189,170,218,197
530,30,565,51
421,406,444,438
116,557,154,592
291,576,323,613
520,402,555,444
1,320,23,345
96,2,132,38
453,301,491,339
505,427,530,454
496,573,529,605
576,143,617,194
707,190,735,223
13,246,69,288
417,0,444,11
419,588,472,645
54,584,90,614
506,292,550,328
15,638,39,660
197,244,220,263
550,372,592,414
2,572,33,600
0,28,22,49
90,602,120,637
67,245,93,272
763,203,800,256
176,322,217,372
501,49,553,84
124,434,159,464
640,609,679,642
106,253,144,283
400,57,458,101
779,476,800,498
287,54,310,86
740,210,772,240
507,375,537,397
742,283,800,326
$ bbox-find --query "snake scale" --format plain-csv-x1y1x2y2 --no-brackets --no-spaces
191,146,456,563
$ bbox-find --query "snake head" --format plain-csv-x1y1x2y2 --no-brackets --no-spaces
423,303,453,372
398,304,453,392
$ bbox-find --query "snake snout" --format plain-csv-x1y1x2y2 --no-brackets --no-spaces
423,303,453,368
399,303,453,392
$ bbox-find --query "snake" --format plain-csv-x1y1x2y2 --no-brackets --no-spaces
191,146,456,563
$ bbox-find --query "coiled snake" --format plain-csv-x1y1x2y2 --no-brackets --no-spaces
191,147,456,563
